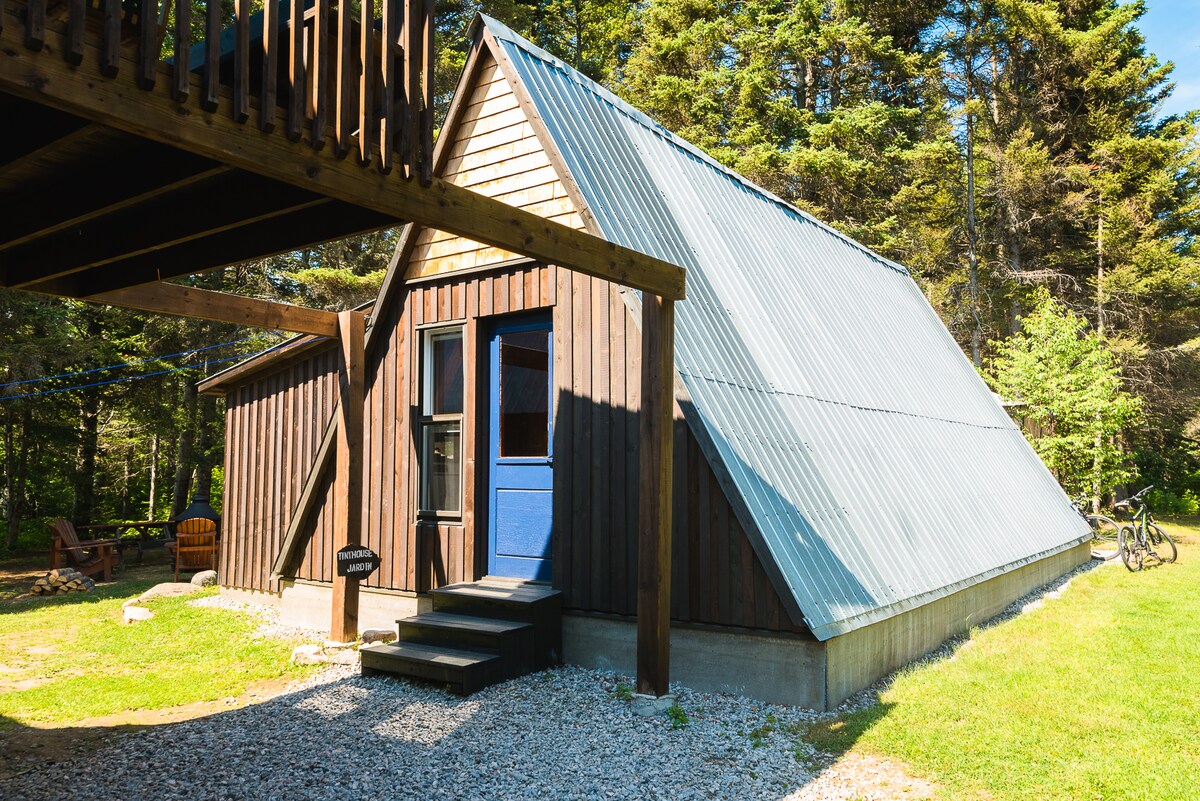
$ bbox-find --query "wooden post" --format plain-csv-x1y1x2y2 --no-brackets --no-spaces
637,294,675,697
330,310,365,641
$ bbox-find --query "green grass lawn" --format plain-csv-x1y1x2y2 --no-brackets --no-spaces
806,519,1200,801
0,557,314,727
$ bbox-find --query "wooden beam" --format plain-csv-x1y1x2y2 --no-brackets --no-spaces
0,99,88,173
90,283,341,337
3,172,324,285
637,294,675,698
330,310,365,641
0,20,686,301
0,157,226,254
28,201,396,296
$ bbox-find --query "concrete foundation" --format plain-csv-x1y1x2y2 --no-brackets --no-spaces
823,541,1092,707
220,580,430,635
562,615,827,708
220,543,1090,709
563,542,1093,711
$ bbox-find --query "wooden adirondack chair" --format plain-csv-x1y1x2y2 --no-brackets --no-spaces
172,518,219,582
49,519,118,582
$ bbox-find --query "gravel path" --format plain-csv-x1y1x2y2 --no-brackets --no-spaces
4,560,1105,801
4,665,821,801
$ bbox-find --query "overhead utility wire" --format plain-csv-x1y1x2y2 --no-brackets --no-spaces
0,338,322,402
0,335,259,389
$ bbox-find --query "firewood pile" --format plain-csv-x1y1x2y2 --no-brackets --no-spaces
30,568,96,596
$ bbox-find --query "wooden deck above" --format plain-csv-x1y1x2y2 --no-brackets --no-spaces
0,0,686,302
0,96,397,296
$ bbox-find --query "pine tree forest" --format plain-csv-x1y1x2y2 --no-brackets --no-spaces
3,0,1198,549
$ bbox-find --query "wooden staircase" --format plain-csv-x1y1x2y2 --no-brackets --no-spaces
360,578,562,695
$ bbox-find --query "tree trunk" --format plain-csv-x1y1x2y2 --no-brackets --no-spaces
1092,212,1105,513
829,47,842,110
171,379,199,517
148,432,159,520
195,393,219,498
965,111,982,367
3,407,29,550
71,313,103,526
71,387,101,525
805,60,817,112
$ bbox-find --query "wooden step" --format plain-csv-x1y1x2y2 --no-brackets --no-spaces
429,580,562,669
360,641,503,695
397,612,535,679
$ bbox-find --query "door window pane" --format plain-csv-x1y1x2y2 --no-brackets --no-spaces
422,422,461,513
499,330,550,457
429,331,463,415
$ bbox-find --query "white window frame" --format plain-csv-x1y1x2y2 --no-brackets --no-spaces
418,325,464,519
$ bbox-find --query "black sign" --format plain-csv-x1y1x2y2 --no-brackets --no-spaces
336,545,381,579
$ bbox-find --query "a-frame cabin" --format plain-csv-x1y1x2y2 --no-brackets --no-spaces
200,17,1091,709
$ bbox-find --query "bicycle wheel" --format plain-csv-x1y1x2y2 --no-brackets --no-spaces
1087,514,1121,544
1146,522,1177,564
1119,526,1143,572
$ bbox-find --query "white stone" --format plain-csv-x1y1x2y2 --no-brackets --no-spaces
327,649,361,666
291,644,326,665
631,693,676,717
137,582,204,602
122,606,155,624
190,570,218,587
359,628,396,644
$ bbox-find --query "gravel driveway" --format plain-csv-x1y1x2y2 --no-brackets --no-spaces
4,665,824,801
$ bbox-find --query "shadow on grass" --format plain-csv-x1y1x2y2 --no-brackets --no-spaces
802,701,896,765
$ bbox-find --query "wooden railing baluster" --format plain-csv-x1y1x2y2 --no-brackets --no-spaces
357,0,373,165
313,0,330,149
7,0,439,179
102,0,121,77
286,0,305,141
420,0,433,186
65,0,85,65
334,0,353,156
403,0,420,179
233,0,250,122
173,0,190,102
25,0,45,51
378,0,398,173
261,0,279,132
137,0,158,89
202,0,220,111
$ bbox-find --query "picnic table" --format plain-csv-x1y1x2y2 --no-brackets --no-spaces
77,520,171,566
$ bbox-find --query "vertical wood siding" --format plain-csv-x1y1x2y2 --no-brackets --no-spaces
219,347,340,591
218,264,799,632
551,272,801,633
407,52,584,278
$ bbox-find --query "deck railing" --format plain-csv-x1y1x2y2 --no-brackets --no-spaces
9,0,435,181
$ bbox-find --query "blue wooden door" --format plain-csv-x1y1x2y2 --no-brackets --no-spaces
487,316,553,580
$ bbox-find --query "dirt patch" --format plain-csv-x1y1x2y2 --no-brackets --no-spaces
0,563,48,603
0,673,307,781
787,752,938,800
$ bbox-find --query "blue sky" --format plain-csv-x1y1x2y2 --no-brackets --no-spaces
1139,0,1200,117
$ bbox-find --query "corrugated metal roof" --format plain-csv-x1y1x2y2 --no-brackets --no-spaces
485,16,1090,640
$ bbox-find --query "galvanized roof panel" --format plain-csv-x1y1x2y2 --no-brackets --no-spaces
485,17,1090,640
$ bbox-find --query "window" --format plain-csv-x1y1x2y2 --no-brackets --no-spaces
497,330,550,457
419,328,464,517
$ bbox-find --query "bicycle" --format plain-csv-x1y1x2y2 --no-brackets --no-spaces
1114,485,1177,572
1071,495,1121,558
